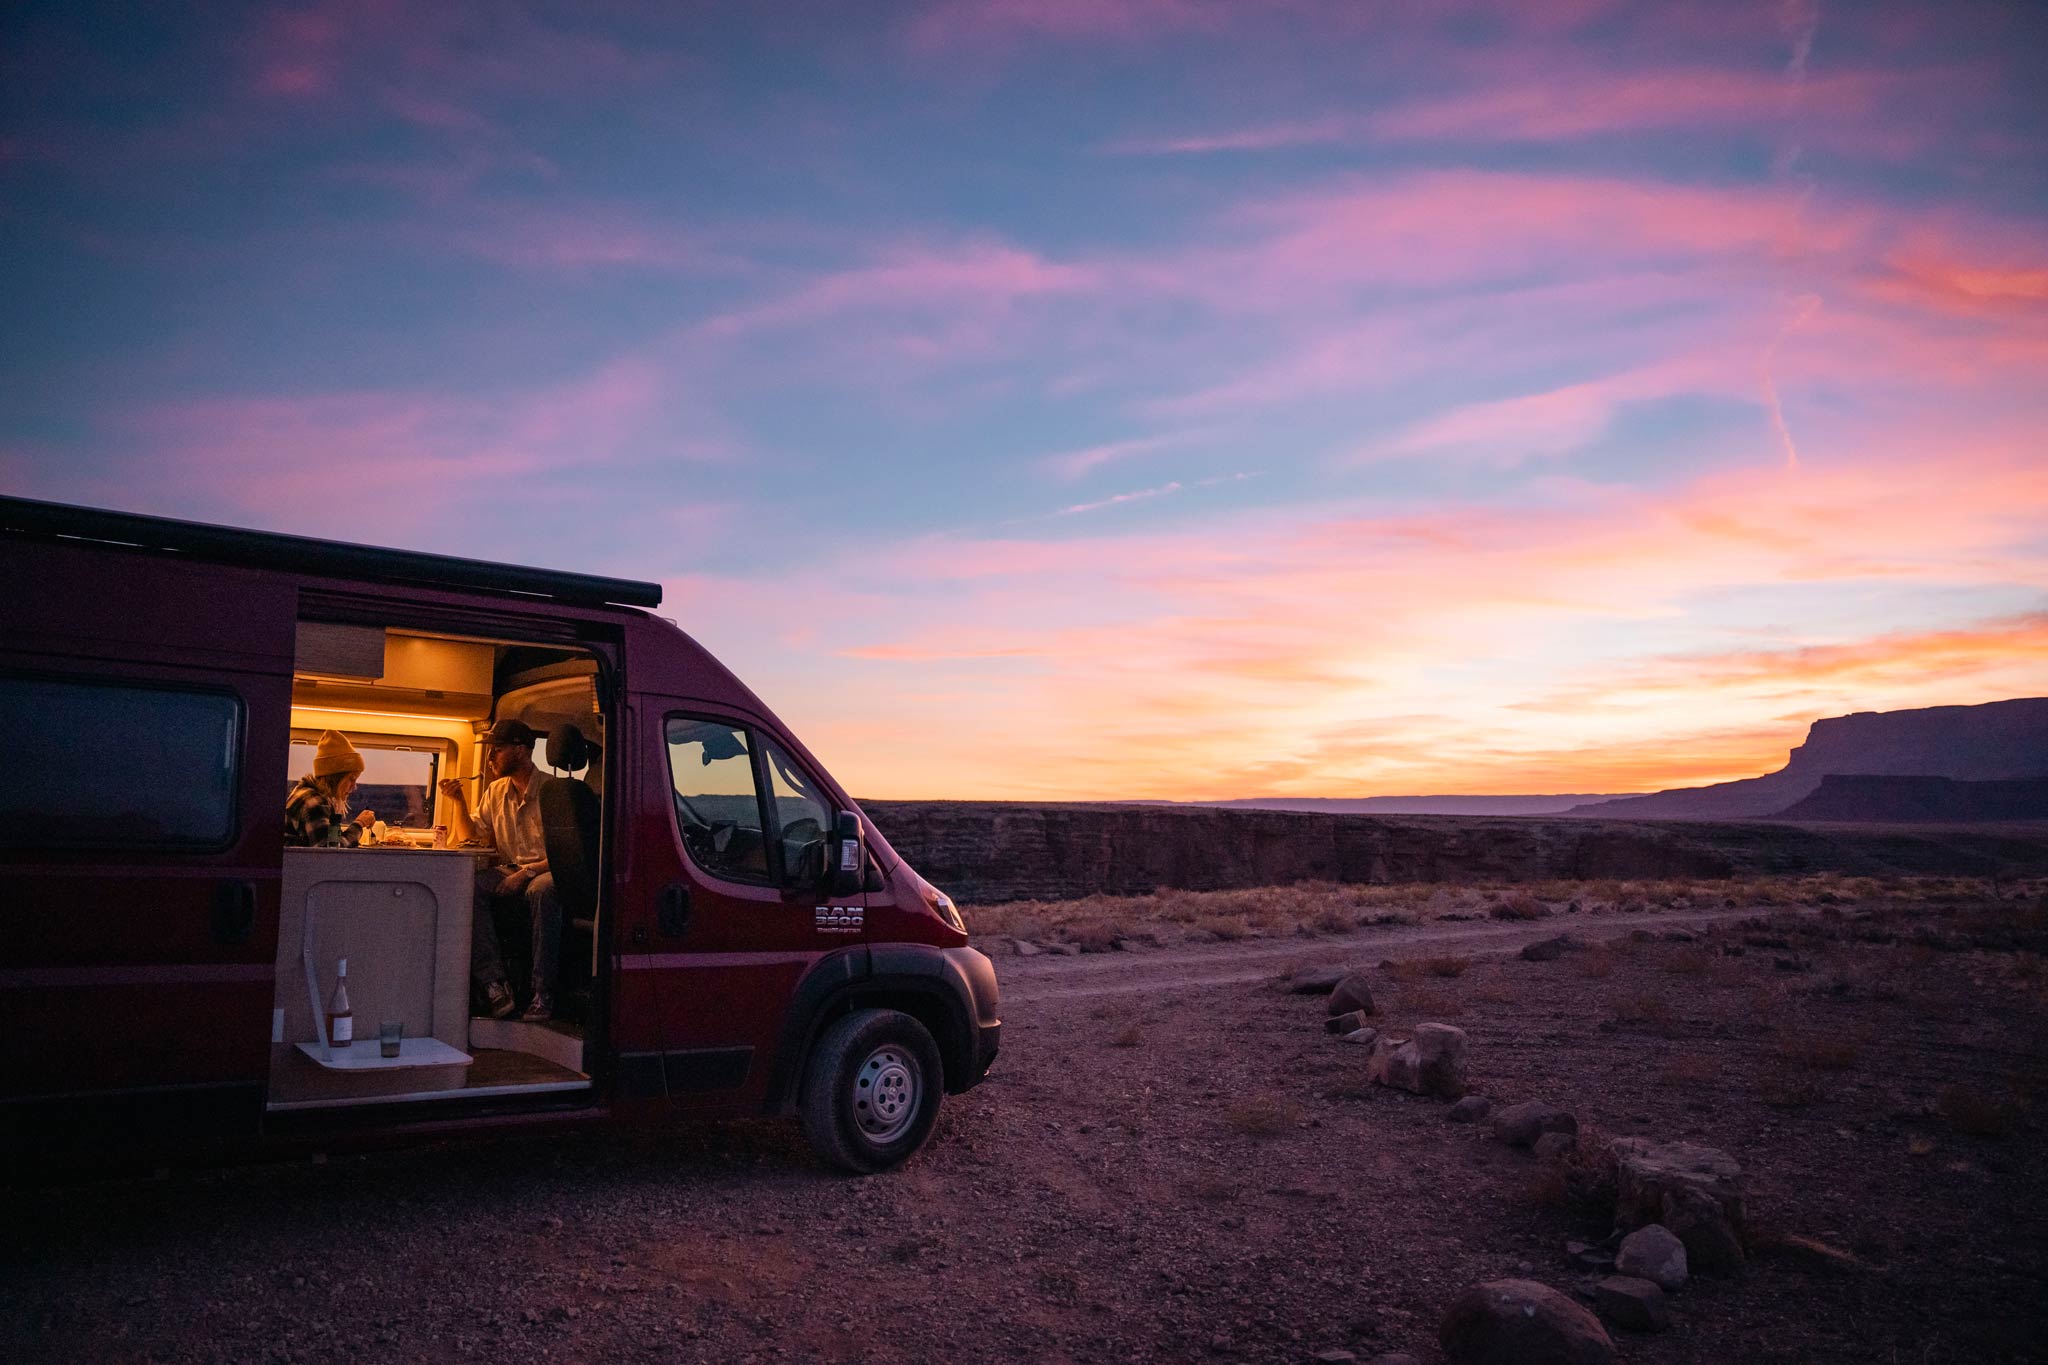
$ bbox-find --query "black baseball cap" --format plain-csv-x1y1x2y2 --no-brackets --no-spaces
479,718,536,748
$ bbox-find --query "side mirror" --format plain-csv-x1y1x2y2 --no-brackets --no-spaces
828,809,865,898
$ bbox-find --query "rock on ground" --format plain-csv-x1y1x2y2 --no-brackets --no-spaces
1326,1009,1373,1035
1532,1130,1577,1161
1327,972,1377,1017
1492,1101,1578,1148
1367,1023,1468,1099
1615,1224,1688,1290
1519,934,1584,962
1448,1096,1491,1124
1439,1278,1619,1365
1593,1275,1671,1333
1610,1138,1746,1273
1341,1027,1379,1046
1290,964,1349,994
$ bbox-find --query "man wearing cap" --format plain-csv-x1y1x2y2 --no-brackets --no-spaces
438,719,563,1022
284,730,377,847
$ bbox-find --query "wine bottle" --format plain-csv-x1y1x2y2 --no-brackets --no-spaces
328,958,353,1048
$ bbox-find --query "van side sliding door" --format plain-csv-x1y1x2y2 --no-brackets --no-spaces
0,539,295,1153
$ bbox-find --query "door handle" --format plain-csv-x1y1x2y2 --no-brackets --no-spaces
212,880,257,945
657,884,692,938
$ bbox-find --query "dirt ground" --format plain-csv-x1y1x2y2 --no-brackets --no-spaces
5,883,2046,1365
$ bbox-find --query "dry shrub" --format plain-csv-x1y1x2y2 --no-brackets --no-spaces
1401,987,1465,1017
1576,951,1616,980
1522,1129,1621,1214
1489,893,1549,921
1223,1096,1302,1137
1194,914,1254,942
1318,1078,1372,1101
1471,979,1516,1004
1189,1176,1239,1203
1061,919,1119,953
1310,905,1359,934
1661,946,1713,977
1110,1022,1144,1048
1938,1084,2016,1139
1424,954,1470,978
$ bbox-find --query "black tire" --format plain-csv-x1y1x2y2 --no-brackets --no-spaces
798,1008,943,1174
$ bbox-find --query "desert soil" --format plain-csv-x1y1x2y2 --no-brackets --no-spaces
4,891,2045,1364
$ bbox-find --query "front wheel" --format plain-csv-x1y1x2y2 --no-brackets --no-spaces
798,1009,943,1173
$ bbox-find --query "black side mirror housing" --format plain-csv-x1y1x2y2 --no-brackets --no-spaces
828,809,865,898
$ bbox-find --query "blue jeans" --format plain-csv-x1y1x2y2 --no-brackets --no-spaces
470,867,563,1000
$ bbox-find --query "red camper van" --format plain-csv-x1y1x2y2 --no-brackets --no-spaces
0,495,998,1174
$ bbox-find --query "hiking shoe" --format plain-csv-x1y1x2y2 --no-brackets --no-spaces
484,980,517,1019
520,991,553,1024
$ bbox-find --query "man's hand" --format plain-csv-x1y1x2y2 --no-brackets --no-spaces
437,778,466,804
498,866,535,896
354,809,377,828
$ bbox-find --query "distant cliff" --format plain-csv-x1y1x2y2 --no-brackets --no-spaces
860,800,2048,904
1776,775,2048,823
1567,698,2048,820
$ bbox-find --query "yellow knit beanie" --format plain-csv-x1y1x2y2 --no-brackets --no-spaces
312,729,366,779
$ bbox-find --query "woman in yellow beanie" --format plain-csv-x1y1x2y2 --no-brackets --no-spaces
283,730,377,847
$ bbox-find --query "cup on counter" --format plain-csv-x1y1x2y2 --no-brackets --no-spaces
379,1022,403,1058
432,824,449,849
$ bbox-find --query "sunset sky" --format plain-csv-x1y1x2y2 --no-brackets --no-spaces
4,0,2045,800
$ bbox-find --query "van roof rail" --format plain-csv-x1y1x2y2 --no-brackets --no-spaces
0,494,664,610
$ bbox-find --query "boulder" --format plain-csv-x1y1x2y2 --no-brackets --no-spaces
1439,1279,1618,1365
1592,1276,1670,1333
1012,939,1044,957
1448,1096,1491,1124
1290,964,1350,994
1493,1101,1578,1148
1610,1138,1746,1273
1519,934,1583,962
1341,1027,1379,1046
1614,1224,1687,1290
1327,973,1378,1017
1367,1356,1421,1365
1532,1131,1577,1162
1367,1023,1468,1099
1326,1009,1373,1036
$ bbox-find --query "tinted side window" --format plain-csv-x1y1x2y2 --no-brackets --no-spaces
665,717,769,882
762,738,831,886
287,741,441,828
0,677,241,848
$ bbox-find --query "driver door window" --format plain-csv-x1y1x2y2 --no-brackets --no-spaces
665,718,770,882
762,738,831,885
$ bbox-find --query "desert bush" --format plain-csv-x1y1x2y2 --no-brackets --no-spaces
1400,986,1465,1017
1424,954,1470,978
1189,1175,1239,1202
1110,1022,1144,1048
1938,1084,2016,1138
1489,892,1549,921
1471,979,1516,1004
1193,914,1253,942
1062,919,1119,953
1609,991,1675,1029
1523,1128,1620,1214
1576,952,1615,980
1222,1096,1302,1137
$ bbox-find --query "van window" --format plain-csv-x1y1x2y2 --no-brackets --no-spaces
286,741,440,828
0,677,241,848
762,738,830,885
665,718,769,882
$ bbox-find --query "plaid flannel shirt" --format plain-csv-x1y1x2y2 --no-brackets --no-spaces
284,778,364,848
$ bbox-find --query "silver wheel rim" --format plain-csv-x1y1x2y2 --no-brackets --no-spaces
851,1044,922,1144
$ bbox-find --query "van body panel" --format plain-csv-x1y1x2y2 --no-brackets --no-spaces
0,538,295,1144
